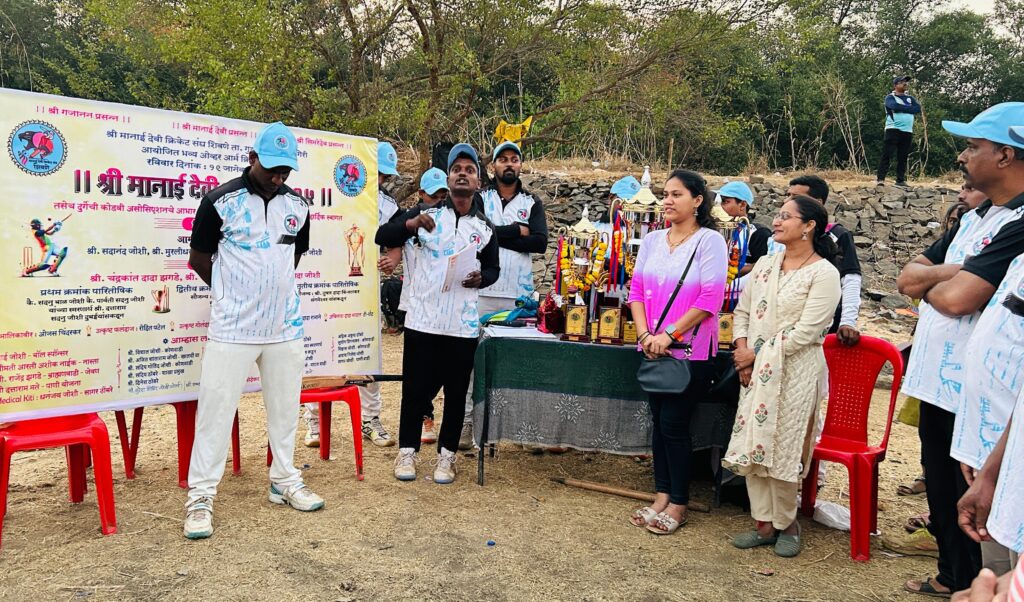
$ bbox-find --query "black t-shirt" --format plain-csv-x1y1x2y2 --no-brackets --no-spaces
190,168,311,256
827,223,861,278
921,193,1024,287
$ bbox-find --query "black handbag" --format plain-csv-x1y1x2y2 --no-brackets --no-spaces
636,244,701,394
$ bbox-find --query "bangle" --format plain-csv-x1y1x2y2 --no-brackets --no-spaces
638,332,651,343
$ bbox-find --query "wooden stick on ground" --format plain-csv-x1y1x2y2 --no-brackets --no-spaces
550,477,710,512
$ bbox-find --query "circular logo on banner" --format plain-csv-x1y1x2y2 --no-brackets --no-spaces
334,155,367,197
9,121,67,176
283,213,300,235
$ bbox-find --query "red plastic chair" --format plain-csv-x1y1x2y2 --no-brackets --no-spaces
267,386,363,481
0,414,117,549
800,334,904,561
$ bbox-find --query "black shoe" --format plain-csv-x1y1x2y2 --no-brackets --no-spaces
895,181,909,188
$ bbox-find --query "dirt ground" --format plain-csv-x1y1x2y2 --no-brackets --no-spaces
1,325,940,602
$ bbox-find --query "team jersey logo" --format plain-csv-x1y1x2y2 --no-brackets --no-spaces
334,155,367,197
469,232,482,249
283,214,300,235
9,121,67,176
517,208,528,221
273,135,290,151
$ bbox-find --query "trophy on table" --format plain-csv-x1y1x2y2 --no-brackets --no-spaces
619,187,665,275
345,224,365,277
715,209,751,350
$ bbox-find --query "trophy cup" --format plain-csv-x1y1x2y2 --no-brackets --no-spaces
561,303,590,343
345,224,365,277
716,211,750,351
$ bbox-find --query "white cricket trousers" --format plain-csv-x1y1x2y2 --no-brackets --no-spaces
187,339,304,503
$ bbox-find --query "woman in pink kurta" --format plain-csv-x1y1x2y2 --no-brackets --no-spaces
627,169,727,535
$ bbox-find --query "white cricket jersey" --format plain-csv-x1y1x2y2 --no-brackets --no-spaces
479,188,537,299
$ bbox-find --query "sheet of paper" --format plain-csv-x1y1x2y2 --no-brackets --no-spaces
441,244,477,293
484,326,557,339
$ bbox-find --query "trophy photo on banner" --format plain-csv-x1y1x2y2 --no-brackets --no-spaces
345,224,365,277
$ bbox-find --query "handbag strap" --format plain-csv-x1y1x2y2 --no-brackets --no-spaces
653,233,705,338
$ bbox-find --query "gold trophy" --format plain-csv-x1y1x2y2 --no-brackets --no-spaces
345,224,365,277
623,321,638,344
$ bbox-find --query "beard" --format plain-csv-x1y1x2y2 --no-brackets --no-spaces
498,170,518,185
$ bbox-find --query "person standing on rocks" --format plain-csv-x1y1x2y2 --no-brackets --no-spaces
896,102,1024,598
876,75,922,188
184,122,324,540
460,141,548,450
786,175,862,346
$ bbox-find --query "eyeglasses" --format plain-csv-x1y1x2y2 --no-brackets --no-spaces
772,211,799,222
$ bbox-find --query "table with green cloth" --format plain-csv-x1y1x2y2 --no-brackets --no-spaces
471,335,738,485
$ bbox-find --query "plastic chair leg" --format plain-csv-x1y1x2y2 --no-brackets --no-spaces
848,458,874,562
231,411,241,476
870,460,880,534
266,444,272,467
114,407,144,479
66,444,87,503
800,458,820,517
89,426,117,535
319,402,332,461
173,400,198,489
343,391,363,481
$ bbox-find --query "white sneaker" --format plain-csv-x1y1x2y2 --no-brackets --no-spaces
433,447,458,484
394,447,418,481
421,417,438,444
268,483,325,512
303,409,320,448
362,416,395,447
183,496,214,539
458,422,475,451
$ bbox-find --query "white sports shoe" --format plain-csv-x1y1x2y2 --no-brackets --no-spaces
184,496,214,539
394,447,418,481
268,483,324,512
363,416,395,447
433,447,458,484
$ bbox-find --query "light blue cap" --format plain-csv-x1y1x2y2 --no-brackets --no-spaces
419,168,448,195
447,142,480,172
610,176,641,200
377,141,399,176
492,141,522,161
253,122,299,171
942,103,1024,148
1010,126,1024,146
716,181,754,205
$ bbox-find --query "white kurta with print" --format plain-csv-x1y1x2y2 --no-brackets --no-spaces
902,204,1024,412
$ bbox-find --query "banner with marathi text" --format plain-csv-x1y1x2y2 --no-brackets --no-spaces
0,88,381,421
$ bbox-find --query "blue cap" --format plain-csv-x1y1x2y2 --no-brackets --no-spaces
716,181,754,205
419,168,448,195
492,141,522,161
377,141,399,176
943,103,1024,148
610,176,641,200
1010,126,1024,146
447,143,480,172
253,122,299,171
893,75,911,86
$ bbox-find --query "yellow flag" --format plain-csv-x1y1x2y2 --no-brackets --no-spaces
494,116,533,143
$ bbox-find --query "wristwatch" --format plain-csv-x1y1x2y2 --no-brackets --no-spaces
665,324,680,341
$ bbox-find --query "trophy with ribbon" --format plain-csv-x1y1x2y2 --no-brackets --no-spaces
716,208,751,350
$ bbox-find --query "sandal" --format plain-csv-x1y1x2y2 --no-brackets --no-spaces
732,530,778,549
904,577,951,598
630,506,659,528
774,521,802,558
897,476,927,496
646,511,686,535
904,512,931,533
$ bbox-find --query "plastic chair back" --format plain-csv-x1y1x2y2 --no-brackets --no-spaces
821,334,904,451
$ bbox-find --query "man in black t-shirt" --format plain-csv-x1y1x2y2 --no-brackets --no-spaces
787,175,862,346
